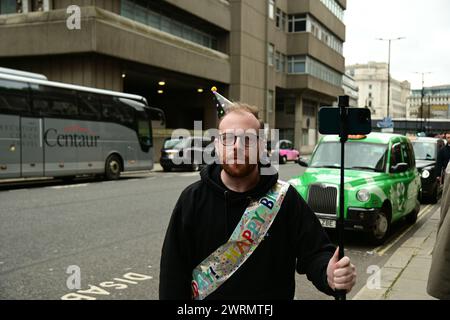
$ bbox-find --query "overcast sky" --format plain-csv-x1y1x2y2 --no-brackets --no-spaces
344,0,450,89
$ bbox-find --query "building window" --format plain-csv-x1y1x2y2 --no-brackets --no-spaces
288,13,343,54
288,14,306,32
369,84,373,89
275,51,281,72
288,55,342,87
276,8,281,28
268,0,275,20
280,54,286,73
287,56,306,74
320,0,344,21
276,8,287,31
268,44,274,66
368,92,372,98
0,0,17,14
121,0,218,51
267,90,274,113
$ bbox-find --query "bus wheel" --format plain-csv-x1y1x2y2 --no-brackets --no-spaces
105,155,121,180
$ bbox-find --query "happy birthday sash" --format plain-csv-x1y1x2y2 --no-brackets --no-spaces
191,180,290,300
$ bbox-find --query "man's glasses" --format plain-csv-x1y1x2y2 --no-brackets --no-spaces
218,132,259,147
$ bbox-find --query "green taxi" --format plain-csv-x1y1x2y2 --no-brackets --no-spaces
289,133,421,244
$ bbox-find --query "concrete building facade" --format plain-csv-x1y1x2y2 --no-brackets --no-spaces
0,0,346,154
342,71,358,107
347,62,410,119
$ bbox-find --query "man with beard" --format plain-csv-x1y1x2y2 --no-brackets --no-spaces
159,103,356,300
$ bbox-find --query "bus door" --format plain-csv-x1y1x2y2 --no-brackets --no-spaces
0,114,21,178
20,117,44,177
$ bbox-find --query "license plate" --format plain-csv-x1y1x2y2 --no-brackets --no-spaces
319,218,336,229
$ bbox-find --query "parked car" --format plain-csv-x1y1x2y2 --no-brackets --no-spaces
270,140,300,164
290,133,421,245
160,136,214,172
410,136,446,203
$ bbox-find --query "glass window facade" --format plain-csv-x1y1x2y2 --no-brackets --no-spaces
288,14,307,32
288,13,343,54
268,0,275,19
320,0,344,21
121,0,218,51
0,0,17,14
276,8,287,31
268,44,274,66
287,55,342,87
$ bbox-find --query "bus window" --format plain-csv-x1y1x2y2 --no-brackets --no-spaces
115,98,136,128
0,79,30,114
32,98,50,115
31,85,78,117
78,92,102,120
101,96,126,124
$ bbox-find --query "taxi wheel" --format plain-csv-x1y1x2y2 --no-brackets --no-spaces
368,209,391,245
280,156,287,164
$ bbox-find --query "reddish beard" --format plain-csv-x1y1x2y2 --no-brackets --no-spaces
221,162,258,178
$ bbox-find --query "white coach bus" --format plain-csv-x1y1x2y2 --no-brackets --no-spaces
0,67,164,181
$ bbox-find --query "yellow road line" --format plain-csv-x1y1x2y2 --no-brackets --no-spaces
374,204,434,256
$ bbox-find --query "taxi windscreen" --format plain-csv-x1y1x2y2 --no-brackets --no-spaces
309,142,388,172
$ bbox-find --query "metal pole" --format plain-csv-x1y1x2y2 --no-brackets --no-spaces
421,80,424,132
336,96,348,301
387,40,391,118
376,37,405,118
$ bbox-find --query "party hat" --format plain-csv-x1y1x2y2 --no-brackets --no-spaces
211,87,232,119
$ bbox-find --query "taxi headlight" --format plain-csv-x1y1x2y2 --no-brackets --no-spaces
357,189,371,202
421,169,430,179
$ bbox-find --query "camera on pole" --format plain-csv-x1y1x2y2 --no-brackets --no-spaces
318,96,372,300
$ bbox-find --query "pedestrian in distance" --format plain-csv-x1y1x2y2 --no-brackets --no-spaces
159,101,356,300
436,132,450,184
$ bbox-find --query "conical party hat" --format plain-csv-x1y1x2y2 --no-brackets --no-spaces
211,87,233,119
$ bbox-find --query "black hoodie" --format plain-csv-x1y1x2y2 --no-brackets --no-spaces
159,164,337,300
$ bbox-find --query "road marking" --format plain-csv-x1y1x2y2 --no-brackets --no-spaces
61,272,153,300
180,172,198,177
51,184,88,189
374,204,435,256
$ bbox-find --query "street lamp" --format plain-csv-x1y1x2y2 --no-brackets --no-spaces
376,37,405,118
414,72,432,132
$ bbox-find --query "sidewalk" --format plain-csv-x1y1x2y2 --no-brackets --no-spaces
353,207,440,300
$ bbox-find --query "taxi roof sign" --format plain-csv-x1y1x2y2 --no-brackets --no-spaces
348,134,367,140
